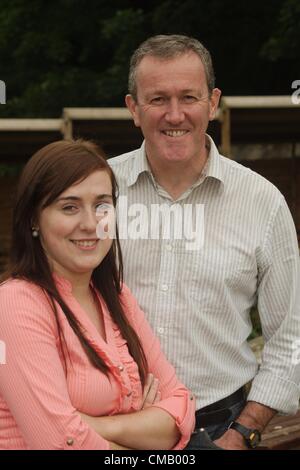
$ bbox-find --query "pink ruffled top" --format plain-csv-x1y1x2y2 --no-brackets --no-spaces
0,276,195,450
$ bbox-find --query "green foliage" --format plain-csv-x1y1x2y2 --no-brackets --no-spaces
0,163,23,176
248,306,262,340
0,0,298,117
0,0,147,116
261,0,300,61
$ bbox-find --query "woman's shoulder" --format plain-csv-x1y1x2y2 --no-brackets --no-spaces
119,282,134,307
0,278,57,334
1,277,41,294
119,283,146,326
0,277,50,309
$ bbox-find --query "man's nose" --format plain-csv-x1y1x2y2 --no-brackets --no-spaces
165,98,185,124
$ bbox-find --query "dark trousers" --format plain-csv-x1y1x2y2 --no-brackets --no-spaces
185,398,246,450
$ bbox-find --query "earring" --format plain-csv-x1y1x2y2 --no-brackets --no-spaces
32,228,39,238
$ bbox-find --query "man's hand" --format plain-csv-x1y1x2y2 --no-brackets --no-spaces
214,429,248,450
214,400,276,450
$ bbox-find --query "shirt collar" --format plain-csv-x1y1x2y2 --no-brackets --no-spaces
127,141,152,187
126,134,224,188
52,272,95,297
53,272,73,294
200,134,224,185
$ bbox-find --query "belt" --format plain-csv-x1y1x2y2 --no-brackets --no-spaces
195,387,245,428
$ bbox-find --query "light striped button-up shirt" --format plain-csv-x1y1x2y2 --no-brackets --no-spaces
109,135,300,413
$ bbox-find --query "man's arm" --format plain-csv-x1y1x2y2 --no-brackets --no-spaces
248,197,300,413
217,196,300,450
215,401,276,450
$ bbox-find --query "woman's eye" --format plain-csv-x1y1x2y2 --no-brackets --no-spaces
96,202,113,214
62,205,77,213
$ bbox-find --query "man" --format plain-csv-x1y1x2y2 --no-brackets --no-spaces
109,35,300,449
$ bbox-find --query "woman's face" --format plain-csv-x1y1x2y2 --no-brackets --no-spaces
38,170,115,283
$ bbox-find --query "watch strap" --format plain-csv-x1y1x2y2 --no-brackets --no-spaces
228,421,261,448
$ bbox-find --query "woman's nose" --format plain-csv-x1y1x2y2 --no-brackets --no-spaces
79,210,97,232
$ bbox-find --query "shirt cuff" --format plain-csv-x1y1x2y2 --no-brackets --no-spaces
62,420,110,450
248,371,300,414
152,391,196,450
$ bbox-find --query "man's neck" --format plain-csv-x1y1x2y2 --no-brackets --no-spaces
147,149,209,200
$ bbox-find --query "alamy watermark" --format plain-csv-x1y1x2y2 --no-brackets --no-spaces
0,340,6,364
291,80,300,105
0,80,6,104
96,197,205,251
291,339,300,366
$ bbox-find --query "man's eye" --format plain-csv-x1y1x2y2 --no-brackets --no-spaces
151,97,165,105
182,95,197,103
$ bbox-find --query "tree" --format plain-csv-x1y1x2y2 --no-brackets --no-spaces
0,0,148,116
261,0,300,61
0,0,297,117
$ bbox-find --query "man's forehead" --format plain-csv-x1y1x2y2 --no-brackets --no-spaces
137,50,204,69
135,52,207,94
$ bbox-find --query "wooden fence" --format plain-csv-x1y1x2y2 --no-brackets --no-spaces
0,98,299,272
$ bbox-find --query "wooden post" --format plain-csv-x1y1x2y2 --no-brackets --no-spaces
221,106,231,158
63,111,73,140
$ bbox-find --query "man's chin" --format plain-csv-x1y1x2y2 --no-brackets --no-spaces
162,151,190,163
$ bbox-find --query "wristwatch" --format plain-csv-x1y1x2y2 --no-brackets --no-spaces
228,421,261,448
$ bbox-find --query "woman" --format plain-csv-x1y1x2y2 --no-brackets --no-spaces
0,140,195,450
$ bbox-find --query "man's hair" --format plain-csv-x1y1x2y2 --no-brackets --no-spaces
128,34,215,101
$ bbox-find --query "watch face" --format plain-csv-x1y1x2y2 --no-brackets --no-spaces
248,430,261,448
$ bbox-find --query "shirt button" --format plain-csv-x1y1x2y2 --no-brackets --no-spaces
66,438,74,446
166,244,172,251
161,284,168,292
118,364,124,372
190,394,194,401
158,327,164,334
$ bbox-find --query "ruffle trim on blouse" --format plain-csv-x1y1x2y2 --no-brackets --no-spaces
52,273,143,412
111,323,143,411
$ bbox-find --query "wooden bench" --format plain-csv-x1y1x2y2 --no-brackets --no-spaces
219,96,300,158
0,118,63,163
249,337,300,449
260,410,300,450
62,107,143,157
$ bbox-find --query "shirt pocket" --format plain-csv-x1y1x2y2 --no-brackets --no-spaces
187,245,258,305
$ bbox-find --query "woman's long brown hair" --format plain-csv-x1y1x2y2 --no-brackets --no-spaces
3,139,147,385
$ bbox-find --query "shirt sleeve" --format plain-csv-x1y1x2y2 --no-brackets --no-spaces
248,196,300,414
121,284,195,449
0,280,110,450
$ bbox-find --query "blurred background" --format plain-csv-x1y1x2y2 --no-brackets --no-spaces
0,0,300,446
0,0,299,116
0,0,299,272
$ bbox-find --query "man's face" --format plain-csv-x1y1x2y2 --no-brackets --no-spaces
126,52,221,167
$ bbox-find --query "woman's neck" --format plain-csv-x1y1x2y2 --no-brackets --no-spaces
53,268,92,299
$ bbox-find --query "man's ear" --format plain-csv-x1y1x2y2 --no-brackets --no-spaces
209,88,221,121
125,94,141,127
